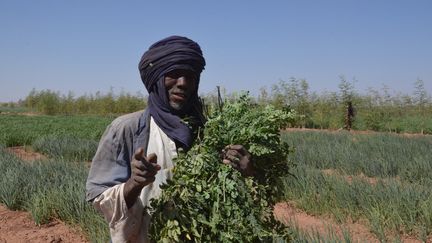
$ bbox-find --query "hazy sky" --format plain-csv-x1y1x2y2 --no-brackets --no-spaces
1,0,431,102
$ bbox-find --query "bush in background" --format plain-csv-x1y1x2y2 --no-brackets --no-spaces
23,88,146,115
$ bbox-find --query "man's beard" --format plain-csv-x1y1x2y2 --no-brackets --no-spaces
168,88,188,111
169,100,184,110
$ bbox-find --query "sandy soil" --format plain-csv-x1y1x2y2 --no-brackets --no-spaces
0,205,88,243
1,201,425,243
6,146,47,162
273,202,379,242
1,148,88,242
322,168,380,185
0,112,40,116
273,202,425,243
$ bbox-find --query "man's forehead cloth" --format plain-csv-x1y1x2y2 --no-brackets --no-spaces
138,36,206,91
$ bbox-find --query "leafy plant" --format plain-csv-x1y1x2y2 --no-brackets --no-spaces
149,94,296,242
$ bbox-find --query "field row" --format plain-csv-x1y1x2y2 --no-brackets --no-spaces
1,114,431,242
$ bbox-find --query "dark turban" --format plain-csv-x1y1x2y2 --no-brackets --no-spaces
138,36,206,150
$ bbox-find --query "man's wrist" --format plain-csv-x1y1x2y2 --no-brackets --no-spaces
124,179,143,209
242,165,255,177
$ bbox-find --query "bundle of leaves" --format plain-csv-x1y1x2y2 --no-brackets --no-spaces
149,94,295,242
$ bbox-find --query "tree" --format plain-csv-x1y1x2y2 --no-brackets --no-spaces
413,78,428,110
257,86,269,106
338,75,356,104
413,78,429,133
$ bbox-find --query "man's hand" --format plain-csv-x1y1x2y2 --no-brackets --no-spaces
124,148,161,208
222,145,255,177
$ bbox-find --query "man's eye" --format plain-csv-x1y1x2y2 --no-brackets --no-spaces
167,71,181,79
166,70,196,81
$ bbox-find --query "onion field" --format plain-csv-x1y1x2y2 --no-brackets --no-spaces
0,113,431,242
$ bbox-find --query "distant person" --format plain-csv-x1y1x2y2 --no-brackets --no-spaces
85,36,254,242
344,101,355,130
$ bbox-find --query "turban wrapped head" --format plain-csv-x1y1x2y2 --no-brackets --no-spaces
138,36,206,150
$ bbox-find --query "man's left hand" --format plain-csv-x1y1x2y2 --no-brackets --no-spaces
222,145,255,177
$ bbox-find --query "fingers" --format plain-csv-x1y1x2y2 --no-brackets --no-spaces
132,150,160,181
225,144,249,156
137,159,161,173
223,145,249,162
134,148,145,161
147,153,158,164
132,169,157,181
133,150,160,170
222,147,243,168
130,171,156,187
130,151,160,188
131,164,159,178
223,158,238,168
225,149,242,162
222,144,254,177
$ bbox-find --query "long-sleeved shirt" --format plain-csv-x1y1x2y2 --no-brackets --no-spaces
86,110,177,242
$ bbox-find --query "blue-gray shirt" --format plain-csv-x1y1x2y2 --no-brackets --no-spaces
86,109,151,202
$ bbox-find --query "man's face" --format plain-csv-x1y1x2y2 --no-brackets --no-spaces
164,69,198,110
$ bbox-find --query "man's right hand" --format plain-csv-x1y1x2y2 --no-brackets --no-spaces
124,148,160,208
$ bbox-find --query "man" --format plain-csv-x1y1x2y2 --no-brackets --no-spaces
86,36,253,242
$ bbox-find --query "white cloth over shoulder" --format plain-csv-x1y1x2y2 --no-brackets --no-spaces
92,117,177,243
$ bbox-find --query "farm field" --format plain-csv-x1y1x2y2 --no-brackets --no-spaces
281,130,432,242
0,114,112,146
0,113,431,242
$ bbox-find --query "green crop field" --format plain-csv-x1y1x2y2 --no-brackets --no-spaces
0,145,110,242
1,112,431,242
0,106,32,114
282,131,432,242
0,114,113,242
0,114,112,146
